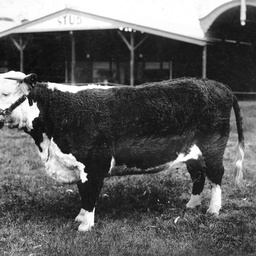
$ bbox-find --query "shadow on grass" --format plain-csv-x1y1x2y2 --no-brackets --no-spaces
98,175,189,219
0,171,191,223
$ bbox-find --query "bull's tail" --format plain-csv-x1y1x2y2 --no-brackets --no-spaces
233,95,245,186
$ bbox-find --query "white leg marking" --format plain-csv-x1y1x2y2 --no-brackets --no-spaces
207,184,221,215
75,208,95,232
186,194,202,209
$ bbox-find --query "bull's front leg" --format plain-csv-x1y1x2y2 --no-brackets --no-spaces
76,174,104,232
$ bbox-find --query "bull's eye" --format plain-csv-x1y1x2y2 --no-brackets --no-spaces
2,93,10,97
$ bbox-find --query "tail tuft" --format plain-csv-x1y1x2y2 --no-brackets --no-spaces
232,95,244,186
234,142,244,186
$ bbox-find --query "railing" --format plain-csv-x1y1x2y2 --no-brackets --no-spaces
234,92,256,101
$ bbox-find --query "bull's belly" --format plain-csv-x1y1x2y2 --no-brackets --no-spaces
112,136,192,170
109,144,202,176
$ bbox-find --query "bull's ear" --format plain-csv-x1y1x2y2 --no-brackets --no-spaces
24,73,37,89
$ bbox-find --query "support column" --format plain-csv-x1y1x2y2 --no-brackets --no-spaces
130,31,135,86
169,61,173,79
202,45,207,79
240,0,247,26
118,30,148,86
70,31,76,84
11,35,29,72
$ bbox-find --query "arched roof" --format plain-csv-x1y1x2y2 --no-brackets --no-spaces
200,0,256,33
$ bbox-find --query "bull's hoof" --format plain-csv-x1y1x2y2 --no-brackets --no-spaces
75,208,95,231
78,223,94,232
206,207,220,217
186,194,202,209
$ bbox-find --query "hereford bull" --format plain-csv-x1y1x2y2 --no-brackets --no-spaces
0,71,244,231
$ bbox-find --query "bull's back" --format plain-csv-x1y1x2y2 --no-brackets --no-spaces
108,78,234,138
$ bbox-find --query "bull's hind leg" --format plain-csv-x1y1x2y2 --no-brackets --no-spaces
76,174,104,231
186,159,206,209
197,131,229,215
202,137,227,215
205,161,224,216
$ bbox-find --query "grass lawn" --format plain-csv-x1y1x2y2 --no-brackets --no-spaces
0,101,256,256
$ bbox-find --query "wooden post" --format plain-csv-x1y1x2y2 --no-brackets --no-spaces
11,35,28,72
70,31,76,84
130,31,134,86
202,45,207,79
19,37,24,72
118,30,148,86
240,0,247,26
169,61,173,79
65,61,68,83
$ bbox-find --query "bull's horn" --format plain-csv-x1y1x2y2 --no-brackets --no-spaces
3,71,26,81
24,73,37,88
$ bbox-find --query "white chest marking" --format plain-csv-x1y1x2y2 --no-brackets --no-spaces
39,134,87,184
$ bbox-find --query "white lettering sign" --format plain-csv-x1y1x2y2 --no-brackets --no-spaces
27,12,118,32
57,15,82,26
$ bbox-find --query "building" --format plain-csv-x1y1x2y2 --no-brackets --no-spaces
0,0,255,93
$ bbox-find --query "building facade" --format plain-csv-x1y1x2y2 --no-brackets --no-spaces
0,0,256,93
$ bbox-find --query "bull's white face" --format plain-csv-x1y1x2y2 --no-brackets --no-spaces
0,71,39,130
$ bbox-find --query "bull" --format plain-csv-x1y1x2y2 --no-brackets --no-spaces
0,71,244,231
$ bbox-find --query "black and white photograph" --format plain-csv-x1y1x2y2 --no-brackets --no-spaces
0,0,255,255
